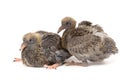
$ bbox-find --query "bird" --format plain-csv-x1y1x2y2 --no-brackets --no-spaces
57,17,118,66
14,30,71,69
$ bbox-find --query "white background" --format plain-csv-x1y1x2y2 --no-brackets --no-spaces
0,0,120,80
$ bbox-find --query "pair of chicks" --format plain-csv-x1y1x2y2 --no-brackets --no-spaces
14,17,118,69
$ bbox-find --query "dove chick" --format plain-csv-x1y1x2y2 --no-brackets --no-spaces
15,31,71,69
57,17,118,66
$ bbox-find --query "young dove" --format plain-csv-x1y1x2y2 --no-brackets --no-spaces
57,17,118,66
14,31,71,69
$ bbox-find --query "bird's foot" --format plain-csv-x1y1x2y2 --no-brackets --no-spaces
65,61,88,67
44,63,60,69
13,58,22,62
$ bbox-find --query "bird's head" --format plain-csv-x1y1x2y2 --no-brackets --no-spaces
20,32,42,51
57,17,76,33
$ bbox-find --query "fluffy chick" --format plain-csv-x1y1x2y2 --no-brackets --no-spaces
57,17,118,66
15,31,71,69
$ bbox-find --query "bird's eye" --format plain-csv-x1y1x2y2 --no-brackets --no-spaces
29,39,32,42
66,22,69,25
65,22,71,26
29,39,34,43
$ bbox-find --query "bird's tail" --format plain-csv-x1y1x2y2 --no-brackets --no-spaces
101,37,118,54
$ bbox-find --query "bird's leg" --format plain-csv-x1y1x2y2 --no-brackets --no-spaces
44,63,61,69
13,58,22,62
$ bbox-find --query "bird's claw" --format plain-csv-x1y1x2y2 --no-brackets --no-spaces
44,64,59,69
13,58,22,62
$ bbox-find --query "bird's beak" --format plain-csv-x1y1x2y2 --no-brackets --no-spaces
57,26,65,33
19,43,27,52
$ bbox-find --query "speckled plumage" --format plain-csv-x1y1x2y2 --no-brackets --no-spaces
21,31,71,67
57,17,118,65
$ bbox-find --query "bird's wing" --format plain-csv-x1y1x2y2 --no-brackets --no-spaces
41,33,61,50
78,21,104,34
67,34,102,56
41,33,62,63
